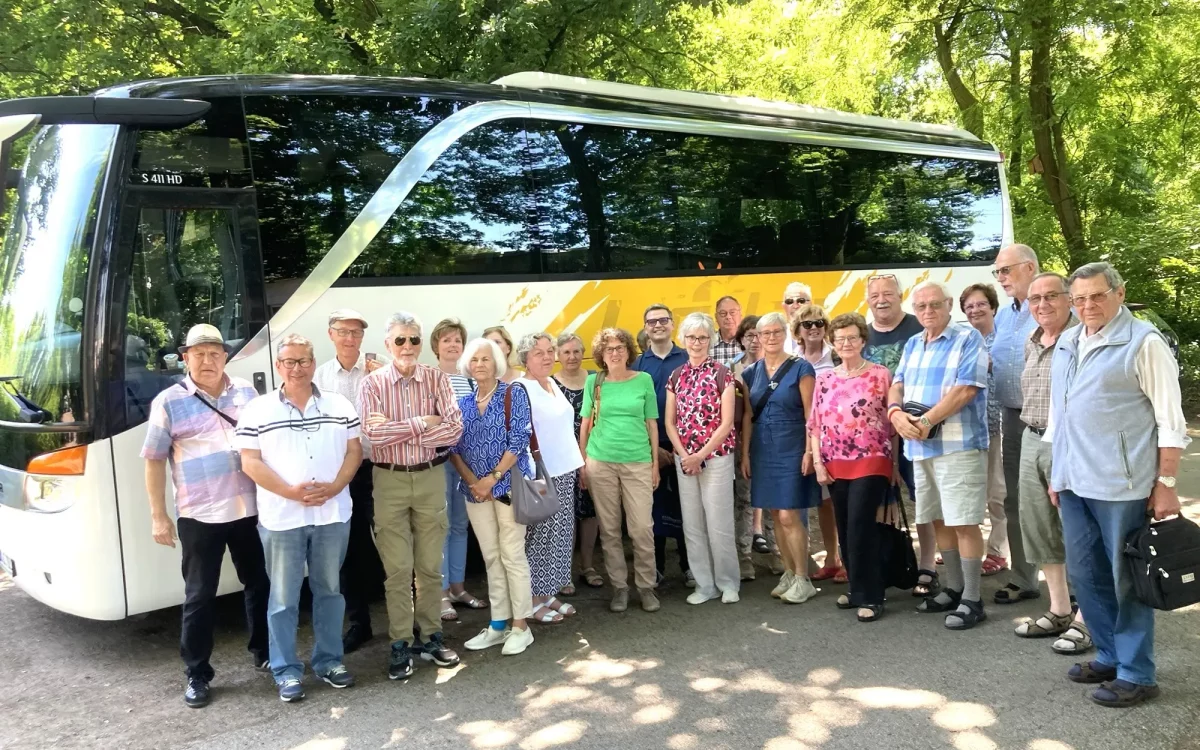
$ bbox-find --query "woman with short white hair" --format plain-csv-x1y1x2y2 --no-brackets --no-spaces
516,332,585,623
448,338,536,656
665,313,740,604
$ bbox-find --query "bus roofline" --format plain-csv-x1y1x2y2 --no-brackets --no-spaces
0,96,210,129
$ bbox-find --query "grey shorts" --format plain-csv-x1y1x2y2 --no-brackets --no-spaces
1018,427,1066,564
913,449,988,526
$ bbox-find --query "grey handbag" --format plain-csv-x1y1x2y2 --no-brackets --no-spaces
504,384,561,525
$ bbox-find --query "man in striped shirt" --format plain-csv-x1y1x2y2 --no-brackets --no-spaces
359,311,465,680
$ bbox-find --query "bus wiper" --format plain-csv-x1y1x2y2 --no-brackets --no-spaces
0,376,53,423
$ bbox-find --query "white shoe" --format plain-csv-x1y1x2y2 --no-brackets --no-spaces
721,590,740,604
465,627,509,651
771,571,796,598
501,626,534,656
686,590,717,605
781,577,817,604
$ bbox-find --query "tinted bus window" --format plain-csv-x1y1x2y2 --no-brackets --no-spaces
526,121,1003,274
131,98,252,189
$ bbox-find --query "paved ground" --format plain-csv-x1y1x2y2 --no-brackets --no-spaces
2,435,1199,750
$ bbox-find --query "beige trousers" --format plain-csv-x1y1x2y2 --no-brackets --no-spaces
464,498,533,621
587,458,656,591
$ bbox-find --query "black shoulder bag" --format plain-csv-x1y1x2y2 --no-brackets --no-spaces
750,358,798,423
188,387,238,427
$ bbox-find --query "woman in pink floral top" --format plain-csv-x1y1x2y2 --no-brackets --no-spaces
808,312,898,622
665,313,740,605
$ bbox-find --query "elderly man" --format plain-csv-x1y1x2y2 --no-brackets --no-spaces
236,334,363,703
711,296,743,366
781,281,813,356
1049,262,1188,708
358,312,464,680
634,303,692,587
989,243,1042,606
1012,273,1086,646
141,324,269,709
889,281,990,630
313,309,385,654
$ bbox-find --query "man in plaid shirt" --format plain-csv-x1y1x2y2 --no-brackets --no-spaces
711,296,743,367
888,281,990,631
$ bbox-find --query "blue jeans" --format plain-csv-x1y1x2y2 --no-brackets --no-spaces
442,464,469,588
259,521,351,682
1059,491,1156,686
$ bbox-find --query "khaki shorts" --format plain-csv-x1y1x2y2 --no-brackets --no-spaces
914,449,988,526
1018,428,1066,564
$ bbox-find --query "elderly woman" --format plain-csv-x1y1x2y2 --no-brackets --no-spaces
484,326,520,382
732,315,761,376
740,312,820,604
960,283,1008,577
579,328,661,614
448,338,535,656
791,304,845,584
554,333,603,590
665,313,740,604
734,315,773,562
516,333,585,622
432,318,486,621
809,313,896,622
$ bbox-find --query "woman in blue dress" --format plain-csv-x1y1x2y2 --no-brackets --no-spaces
739,311,820,605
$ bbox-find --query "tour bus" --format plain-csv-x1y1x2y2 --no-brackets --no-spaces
0,73,1011,619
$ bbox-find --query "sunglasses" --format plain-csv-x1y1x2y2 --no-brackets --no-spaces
393,335,421,347
799,320,826,330
783,297,810,306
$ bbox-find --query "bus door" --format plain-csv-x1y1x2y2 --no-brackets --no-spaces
107,188,273,615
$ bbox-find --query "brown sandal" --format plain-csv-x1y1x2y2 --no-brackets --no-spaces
1015,611,1073,638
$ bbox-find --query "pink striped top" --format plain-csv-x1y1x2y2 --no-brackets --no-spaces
358,362,464,465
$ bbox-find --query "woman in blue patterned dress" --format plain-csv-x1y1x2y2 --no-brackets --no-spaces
740,312,820,605
448,338,536,656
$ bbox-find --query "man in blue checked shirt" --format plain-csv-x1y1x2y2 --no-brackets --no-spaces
888,281,990,631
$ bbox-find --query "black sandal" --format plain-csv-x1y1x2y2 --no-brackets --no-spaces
944,599,987,630
1067,660,1117,684
1089,680,1160,708
857,604,884,622
994,583,1041,605
752,534,770,554
836,594,854,610
912,569,939,598
916,589,961,613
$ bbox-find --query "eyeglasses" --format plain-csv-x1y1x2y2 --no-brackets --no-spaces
684,335,710,344
287,402,326,433
913,300,948,313
644,317,672,328
833,335,862,346
783,297,810,306
331,328,364,339
393,335,421,347
992,261,1032,279
604,345,627,355
868,273,898,284
1070,289,1114,308
742,332,760,341
963,302,992,313
278,357,314,369
759,328,786,339
716,309,740,319
799,320,826,330
187,351,226,362
1028,291,1066,306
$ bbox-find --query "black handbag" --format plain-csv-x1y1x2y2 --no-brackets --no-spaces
1123,515,1200,611
902,401,941,440
879,491,920,590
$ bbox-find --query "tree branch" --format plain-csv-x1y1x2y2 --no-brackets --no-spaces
144,0,229,38
313,0,371,68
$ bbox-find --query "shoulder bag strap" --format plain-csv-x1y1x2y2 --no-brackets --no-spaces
508,382,540,453
591,371,606,423
189,388,238,427
751,358,797,423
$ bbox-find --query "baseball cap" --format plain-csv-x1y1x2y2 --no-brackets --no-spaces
328,308,369,328
178,323,229,354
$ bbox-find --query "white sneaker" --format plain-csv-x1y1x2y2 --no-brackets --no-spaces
465,627,509,651
781,577,817,604
686,590,717,605
721,590,740,604
770,571,796,598
501,626,534,656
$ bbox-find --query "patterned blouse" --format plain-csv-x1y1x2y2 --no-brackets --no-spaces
667,358,737,459
450,381,534,501
808,363,894,480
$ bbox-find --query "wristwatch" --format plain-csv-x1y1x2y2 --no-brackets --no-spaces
490,470,504,481
1157,475,1177,489
919,416,933,430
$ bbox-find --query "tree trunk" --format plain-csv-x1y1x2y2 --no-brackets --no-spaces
1004,19,1023,193
932,2,984,139
1028,3,1088,268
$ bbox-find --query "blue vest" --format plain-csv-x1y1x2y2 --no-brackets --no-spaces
1049,307,1162,501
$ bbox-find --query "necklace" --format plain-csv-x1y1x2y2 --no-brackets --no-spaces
840,360,868,376
476,383,498,403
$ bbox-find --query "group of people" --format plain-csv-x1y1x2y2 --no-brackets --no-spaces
142,243,1187,711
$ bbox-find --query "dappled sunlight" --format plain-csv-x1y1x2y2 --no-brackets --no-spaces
667,732,699,749
287,738,346,750
631,701,677,724
458,719,519,749
1029,740,1076,750
931,702,997,732
561,651,659,684
838,686,945,709
764,737,815,750
807,667,841,685
759,622,789,634
518,719,587,750
524,685,595,712
690,676,727,692
329,706,346,720
437,663,467,684
954,731,999,750
381,728,407,748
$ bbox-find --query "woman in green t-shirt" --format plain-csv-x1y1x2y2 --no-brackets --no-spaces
578,327,661,615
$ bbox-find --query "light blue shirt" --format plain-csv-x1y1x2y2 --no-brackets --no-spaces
894,321,990,461
992,299,1037,409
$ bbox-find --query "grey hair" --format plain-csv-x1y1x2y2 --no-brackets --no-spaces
757,311,789,331
459,337,508,379
516,332,554,366
1068,261,1124,291
275,333,315,359
1006,243,1041,272
678,312,716,342
385,311,422,335
555,332,583,349
911,279,953,301
784,281,812,300
1031,271,1069,293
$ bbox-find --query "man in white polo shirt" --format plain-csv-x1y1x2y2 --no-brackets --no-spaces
236,334,363,704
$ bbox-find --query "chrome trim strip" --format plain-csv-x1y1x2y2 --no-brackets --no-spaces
256,99,1005,347
996,160,1015,247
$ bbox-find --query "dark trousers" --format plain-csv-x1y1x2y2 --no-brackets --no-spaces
831,475,891,606
653,464,690,576
177,515,270,681
1002,407,1040,590
341,459,384,631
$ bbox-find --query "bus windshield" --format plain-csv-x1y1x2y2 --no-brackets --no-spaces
0,124,117,425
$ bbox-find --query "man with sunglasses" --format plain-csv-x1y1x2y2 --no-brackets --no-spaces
989,244,1043,607
236,334,364,703
780,282,813,356
359,311,465,680
314,309,385,654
